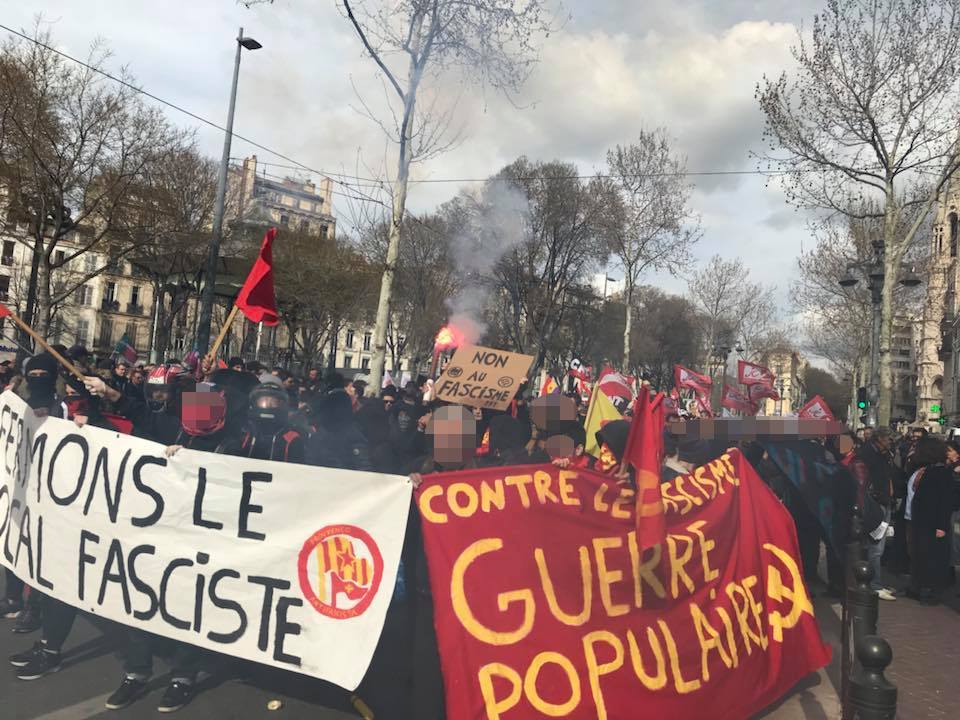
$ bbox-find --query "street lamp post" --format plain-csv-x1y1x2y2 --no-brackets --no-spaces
197,27,262,356
839,240,920,427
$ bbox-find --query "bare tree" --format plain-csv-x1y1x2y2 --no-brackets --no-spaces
688,255,779,369
330,0,551,392
0,26,179,342
757,0,960,423
605,130,700,368
487,158,615,374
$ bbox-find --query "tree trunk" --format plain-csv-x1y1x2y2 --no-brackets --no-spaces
877,242,898,426
17,235,43,362
622,281,632,370
366,19,425,396
35,261,52,340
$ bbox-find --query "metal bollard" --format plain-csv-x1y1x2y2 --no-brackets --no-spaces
849,635,897,719
848,560,878,644
842,507,867,719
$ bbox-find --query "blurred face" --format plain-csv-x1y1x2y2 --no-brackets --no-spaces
383,395,396,411
947,445,959,464
838,435,855,456
429,406,476,465
308,369,319,381
283,376,296,389
147,386,171,404
181,391,226,435
131,371,144,384
544,434,575,459
530,395,577,430
115,364,127,377
874,434,893,453
231,363,244,372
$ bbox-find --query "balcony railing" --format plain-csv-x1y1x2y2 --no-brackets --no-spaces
1,256,13,266
101,299,120,312
127,303,144,315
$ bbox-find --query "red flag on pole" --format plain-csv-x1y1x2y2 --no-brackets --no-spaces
749,383,781,403
0,305,10,318
623,386,666,551
235,227,279,326
738,359,776,387
721,384,758,414
798,394,836,420
674,364,712,396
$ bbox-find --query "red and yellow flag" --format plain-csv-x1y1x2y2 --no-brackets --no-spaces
622,386,666,551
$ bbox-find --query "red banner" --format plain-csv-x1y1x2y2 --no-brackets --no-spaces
721,384,757,415
418,450,830,720
674,364,712,396
798,395,835,421
737,360,776,387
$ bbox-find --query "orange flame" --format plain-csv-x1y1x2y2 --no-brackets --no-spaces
434,324,461,351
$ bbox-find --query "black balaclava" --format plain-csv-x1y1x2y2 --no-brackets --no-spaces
25,353,58,408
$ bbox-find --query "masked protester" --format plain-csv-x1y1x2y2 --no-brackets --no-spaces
225,384,305,463
372,404,425,474
306,389,372,470
3,353,61,644
593,419,630,476
477,415,533,467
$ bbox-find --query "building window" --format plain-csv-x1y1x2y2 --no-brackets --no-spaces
0,274,9,301
76,319,89,346
320,225,329,239
363,332,372,351
361,357,370,370
299,219,310,232
2,240,14,266
280,214,290,227
106,282,117,303
346,329,354,348
54,249,66,266
75,285,93,306
99,318,113,347
130,285,141,313
344,354,353,369
951,212,958,258
124,322,138,348
85,254,97,273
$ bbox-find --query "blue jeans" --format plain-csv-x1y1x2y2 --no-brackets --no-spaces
868,506,891,591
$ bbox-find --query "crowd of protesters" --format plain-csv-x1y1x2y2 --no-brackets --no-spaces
0,347,957,717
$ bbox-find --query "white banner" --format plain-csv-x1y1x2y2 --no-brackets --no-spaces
0,391,411,690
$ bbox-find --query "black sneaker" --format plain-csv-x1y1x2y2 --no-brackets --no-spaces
157,681,193,713
105,677,148,710
12,605,41,634
9,642,43,667
16,648,61,680
0,598,22,619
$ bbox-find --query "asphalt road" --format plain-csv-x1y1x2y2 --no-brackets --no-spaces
1,578,362,720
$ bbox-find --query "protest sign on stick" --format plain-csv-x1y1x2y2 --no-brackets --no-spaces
435,344,534,411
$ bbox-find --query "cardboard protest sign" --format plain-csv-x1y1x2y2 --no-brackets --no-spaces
0,391,410,690
417,450,831,720
435,344,534,411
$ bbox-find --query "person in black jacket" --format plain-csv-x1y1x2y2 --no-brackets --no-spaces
306,389,372,471
906,437,954,603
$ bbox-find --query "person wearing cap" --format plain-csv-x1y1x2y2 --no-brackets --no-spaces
227,356,245,372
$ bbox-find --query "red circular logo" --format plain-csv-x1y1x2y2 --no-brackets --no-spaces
297,524,384,620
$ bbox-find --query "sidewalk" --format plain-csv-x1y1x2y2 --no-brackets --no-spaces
876,583,960,719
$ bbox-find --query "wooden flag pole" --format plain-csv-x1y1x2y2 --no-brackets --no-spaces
205,304,240,364
4,311,85,380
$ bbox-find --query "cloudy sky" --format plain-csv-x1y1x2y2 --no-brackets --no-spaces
2,0,826,303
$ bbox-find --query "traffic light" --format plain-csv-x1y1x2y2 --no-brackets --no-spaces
931,404,942,413
857,387,868,410
938,416,947,426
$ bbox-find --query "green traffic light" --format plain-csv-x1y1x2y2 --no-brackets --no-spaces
931,404,941,413
857,401,867,409
938,417,947,425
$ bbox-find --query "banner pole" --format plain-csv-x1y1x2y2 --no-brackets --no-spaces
5,311,85,381
206,305,240,364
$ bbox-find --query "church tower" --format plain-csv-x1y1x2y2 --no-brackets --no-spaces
917,185,956,426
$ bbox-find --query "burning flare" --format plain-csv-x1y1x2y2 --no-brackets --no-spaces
434,324,462,351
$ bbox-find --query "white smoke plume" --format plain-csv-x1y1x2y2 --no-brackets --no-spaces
445,179,530,344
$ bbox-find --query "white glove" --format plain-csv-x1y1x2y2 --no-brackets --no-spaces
83,376,108,397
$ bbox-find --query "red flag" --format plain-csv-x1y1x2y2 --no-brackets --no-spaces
738,359,776,387
722,384,758,414
235,227,279,326
598,366,634,402
674,364,712,396
696,394,714,417
622,386,666,551
798,394,836,421
749,383,780,402
0,305,10,318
